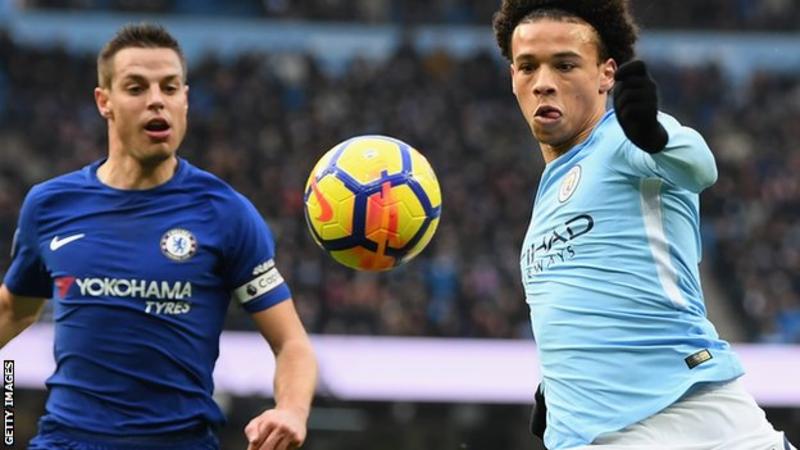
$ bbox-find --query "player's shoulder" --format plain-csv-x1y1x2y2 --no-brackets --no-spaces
181,160,257,211
24,164,95,204
589,110,629,159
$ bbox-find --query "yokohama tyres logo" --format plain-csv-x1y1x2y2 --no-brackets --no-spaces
61,277,193,300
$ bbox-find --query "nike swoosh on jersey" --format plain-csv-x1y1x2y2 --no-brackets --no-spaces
50,233,86,251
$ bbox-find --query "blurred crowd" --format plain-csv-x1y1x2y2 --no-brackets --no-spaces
1,26,799,343
19,0,800,30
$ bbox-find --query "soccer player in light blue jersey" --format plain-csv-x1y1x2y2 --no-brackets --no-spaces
492,1,797,449
0,24,316,450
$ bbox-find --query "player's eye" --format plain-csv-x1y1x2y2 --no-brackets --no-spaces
163,84,179,94
518,64,534,74
556,62,577,72
126,85,144,94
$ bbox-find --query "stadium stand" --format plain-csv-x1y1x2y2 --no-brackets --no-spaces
19,0,800,30
1,29,799,343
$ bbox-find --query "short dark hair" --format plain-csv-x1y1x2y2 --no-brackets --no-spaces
97,23,186,89
492,0,639,64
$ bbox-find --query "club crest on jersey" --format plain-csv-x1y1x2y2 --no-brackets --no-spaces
559,165,582,203
160,228,197,261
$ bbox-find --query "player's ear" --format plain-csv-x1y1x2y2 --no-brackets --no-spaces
599,58,617,94
94,87,113,120
510,64,517,95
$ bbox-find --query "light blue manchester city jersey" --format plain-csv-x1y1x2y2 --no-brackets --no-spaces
520,110,744,449
4,158,291,436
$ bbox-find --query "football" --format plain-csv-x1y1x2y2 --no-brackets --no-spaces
303,135,442,271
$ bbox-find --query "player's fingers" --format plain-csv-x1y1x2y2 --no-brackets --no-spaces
614,78,654,91
247,433,267,450
614,59,647,81
258,427,287,450
246,418,275,449
274,434,293,450
284,429,303,449
244,418,260,441
614,84,656,106
614,87,656,109
267,423,304,450
247,439,260,450
245,423,259,450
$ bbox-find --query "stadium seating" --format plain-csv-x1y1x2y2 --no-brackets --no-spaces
1,30,799,344
20,0,800,30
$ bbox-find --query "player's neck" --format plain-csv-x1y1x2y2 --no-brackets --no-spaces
97,154,179,190
540,108,606,164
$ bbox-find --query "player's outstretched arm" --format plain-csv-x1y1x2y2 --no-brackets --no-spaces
614,60,718,192
0,284,45,349
245,300,317,450
613,60,668,154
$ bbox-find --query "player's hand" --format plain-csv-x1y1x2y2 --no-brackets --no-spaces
244,407,307,450
529,382,547,440
613,60,668,154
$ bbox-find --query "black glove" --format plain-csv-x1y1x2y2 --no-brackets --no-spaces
529,382,547,444
613,60,668,154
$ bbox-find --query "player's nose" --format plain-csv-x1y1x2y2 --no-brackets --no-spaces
533,67,557,96
146,85,166,109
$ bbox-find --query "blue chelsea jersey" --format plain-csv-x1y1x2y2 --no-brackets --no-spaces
520,110,744,449
4,158,291,435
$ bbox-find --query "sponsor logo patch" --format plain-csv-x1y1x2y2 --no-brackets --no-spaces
234,268,285,304
685,349,713,369
73,277,193,300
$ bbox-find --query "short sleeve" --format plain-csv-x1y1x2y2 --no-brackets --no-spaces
222,193,291,313
4,185,52,298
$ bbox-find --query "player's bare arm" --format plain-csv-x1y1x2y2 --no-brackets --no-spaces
0,284,45,348
245,299,317,450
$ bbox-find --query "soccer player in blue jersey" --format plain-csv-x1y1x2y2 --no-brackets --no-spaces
0,23,316,450
492,1,797,449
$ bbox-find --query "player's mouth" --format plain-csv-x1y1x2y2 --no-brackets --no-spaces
534,105,563,125
143,118,171,141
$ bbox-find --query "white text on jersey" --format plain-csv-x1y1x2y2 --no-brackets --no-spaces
251,259,275,276
144,301,191,315
75,278,192,300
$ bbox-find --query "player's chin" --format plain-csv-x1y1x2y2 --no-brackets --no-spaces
531,125,562,144
138,144,177,166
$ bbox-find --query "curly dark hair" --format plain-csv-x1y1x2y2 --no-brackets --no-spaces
492,0,639,64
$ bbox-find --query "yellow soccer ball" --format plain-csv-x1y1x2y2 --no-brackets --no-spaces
304,135,442,271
